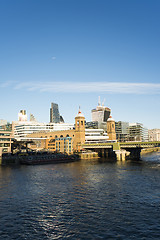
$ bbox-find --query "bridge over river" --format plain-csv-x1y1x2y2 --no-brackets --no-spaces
83,141,160,160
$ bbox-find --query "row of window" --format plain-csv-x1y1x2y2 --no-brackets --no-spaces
51,134,74,138
39,134,75,139
0,133,11,136
0,143,10,147
77,120,84,126
0,138,11,142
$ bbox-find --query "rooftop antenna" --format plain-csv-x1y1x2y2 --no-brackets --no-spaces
102,98,105,106
78,105,81,113
98,96,101,106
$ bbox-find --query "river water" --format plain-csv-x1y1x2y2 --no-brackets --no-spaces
0,152,160,240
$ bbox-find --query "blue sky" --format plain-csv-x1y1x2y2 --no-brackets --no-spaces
0,0,160,129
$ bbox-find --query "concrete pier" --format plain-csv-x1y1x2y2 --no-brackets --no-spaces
115,150,130,161
79,152,99,159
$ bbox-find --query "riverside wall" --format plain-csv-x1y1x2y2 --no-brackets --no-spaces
141,147,160,155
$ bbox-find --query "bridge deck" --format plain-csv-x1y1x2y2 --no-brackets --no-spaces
83,141,160,150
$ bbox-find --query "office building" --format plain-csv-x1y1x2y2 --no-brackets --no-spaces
12,121,74,141
18,110,27,122
27,108,86,153
91,99,111,123
0,119,7,126
85,129,109,143
0,130,13,157
115,121,149,142
128,123,148,142
26,108,116,153
0,122,12,131
12,108,73,141
85,121,108,132
115,121,129,142
50,103,61,123
85,121,99,129
30,113,37,122
148,129,160,141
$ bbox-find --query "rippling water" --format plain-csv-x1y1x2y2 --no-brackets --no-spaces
0,152,160,239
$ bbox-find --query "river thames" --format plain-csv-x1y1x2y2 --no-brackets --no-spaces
0,152,160,240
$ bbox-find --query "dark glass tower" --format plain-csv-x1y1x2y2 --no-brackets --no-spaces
50,103,60,123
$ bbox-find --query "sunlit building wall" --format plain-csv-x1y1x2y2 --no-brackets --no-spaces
115,121,129,142
18,110,27,122
0,130,13,157
128,123,148,142
148,129,160,141
12,121,74,141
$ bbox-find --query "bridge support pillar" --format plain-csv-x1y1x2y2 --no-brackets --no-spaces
102,149,107,158
98,149,102,158
115,150,130,161
96,149,112,159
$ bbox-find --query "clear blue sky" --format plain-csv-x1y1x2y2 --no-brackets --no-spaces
0,0,160,129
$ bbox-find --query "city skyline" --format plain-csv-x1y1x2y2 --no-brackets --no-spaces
0,0,160,129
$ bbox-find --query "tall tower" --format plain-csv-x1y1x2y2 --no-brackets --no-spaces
50,103,60,123
91,98,111,123
73,108,85,152
107,116,116,141
18,110,27,121
30,113,37,122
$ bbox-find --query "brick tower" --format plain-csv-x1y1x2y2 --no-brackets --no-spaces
107,116,116,141
73,108,85,152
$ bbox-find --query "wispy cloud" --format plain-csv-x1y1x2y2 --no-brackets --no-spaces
0,81,13,88
1,81,160,94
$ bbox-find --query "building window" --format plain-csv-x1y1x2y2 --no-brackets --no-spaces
2,148,8,152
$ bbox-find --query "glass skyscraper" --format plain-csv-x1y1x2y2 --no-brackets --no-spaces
50,103,60,123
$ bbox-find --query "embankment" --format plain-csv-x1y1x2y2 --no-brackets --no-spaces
141,147,160,155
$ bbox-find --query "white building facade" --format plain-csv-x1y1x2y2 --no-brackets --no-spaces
85,129,109,144
12,121,74,141
148,129,160,141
